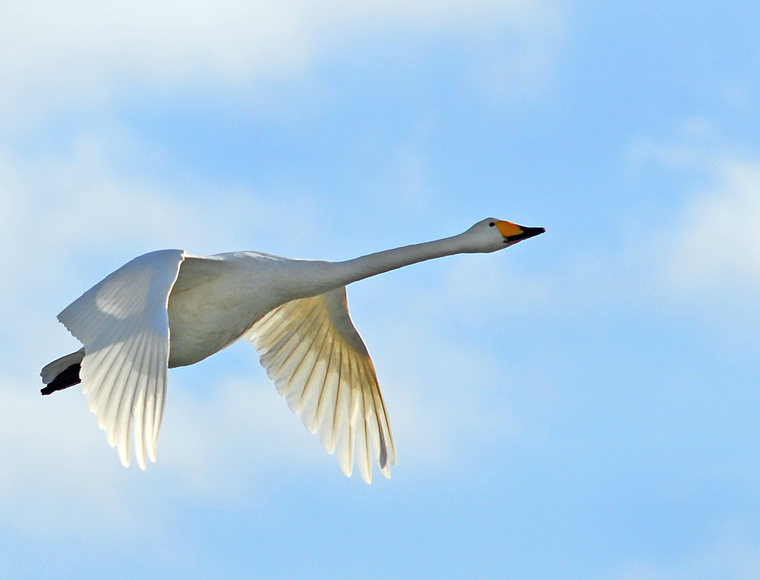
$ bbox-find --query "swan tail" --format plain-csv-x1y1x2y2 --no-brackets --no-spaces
41,349,85,395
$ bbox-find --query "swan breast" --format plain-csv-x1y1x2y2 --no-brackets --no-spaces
167,255,277,367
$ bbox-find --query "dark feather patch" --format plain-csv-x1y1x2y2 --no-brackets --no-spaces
41,364,81,396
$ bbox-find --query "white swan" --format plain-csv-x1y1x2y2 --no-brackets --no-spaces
41,218,544,482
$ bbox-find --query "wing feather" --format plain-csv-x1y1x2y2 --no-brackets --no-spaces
245,286,396,483
297,330,333,420
285,317,330,411
57,249,185,469
330,349,353,456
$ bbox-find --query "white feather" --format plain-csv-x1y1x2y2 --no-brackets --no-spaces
244,287,396,483
56,250,184,468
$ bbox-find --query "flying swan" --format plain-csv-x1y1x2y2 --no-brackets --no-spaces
41,218,544,482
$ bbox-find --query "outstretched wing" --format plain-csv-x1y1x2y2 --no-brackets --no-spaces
57,249,185,469
245,287,397,483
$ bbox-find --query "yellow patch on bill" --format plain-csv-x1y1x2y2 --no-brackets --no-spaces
495,221,523,238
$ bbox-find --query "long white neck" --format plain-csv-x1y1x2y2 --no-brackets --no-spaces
334,232,469,286
278,232,471,302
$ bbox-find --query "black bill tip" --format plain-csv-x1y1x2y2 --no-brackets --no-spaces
505,225,546,242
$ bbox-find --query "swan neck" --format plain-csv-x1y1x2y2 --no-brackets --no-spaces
335,233,467,286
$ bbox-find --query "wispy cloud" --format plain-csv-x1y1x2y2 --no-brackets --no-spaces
666,158,760,294
626,117,760,299
0,346,506,541
0,369,332,539
0,0,562,125
0,378,136,538
0,128,323,276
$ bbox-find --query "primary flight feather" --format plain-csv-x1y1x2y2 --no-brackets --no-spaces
41,218,544,482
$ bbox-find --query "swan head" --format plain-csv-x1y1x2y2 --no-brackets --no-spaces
463,218,545,253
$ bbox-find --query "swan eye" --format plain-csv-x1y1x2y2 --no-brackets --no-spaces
489,222,495,227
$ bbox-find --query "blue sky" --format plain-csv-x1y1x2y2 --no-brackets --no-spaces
2,1,760,578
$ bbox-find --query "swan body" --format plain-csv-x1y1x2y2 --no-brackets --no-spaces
41,218,544,482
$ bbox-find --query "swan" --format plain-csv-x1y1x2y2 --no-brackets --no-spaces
41,218,544,482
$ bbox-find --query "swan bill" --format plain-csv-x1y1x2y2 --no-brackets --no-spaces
495,221,545,243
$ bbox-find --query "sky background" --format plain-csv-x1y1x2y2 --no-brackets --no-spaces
1,1,760,578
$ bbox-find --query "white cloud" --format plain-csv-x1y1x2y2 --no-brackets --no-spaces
666,158,760,294
157,373,331,496
0,340,508,541
0,128,323,281
0,0,562,125
0,379,137,538
624,118,760,305
0,367,346,539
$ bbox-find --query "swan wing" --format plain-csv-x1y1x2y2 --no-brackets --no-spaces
245,287,396,483
57,249,185,469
